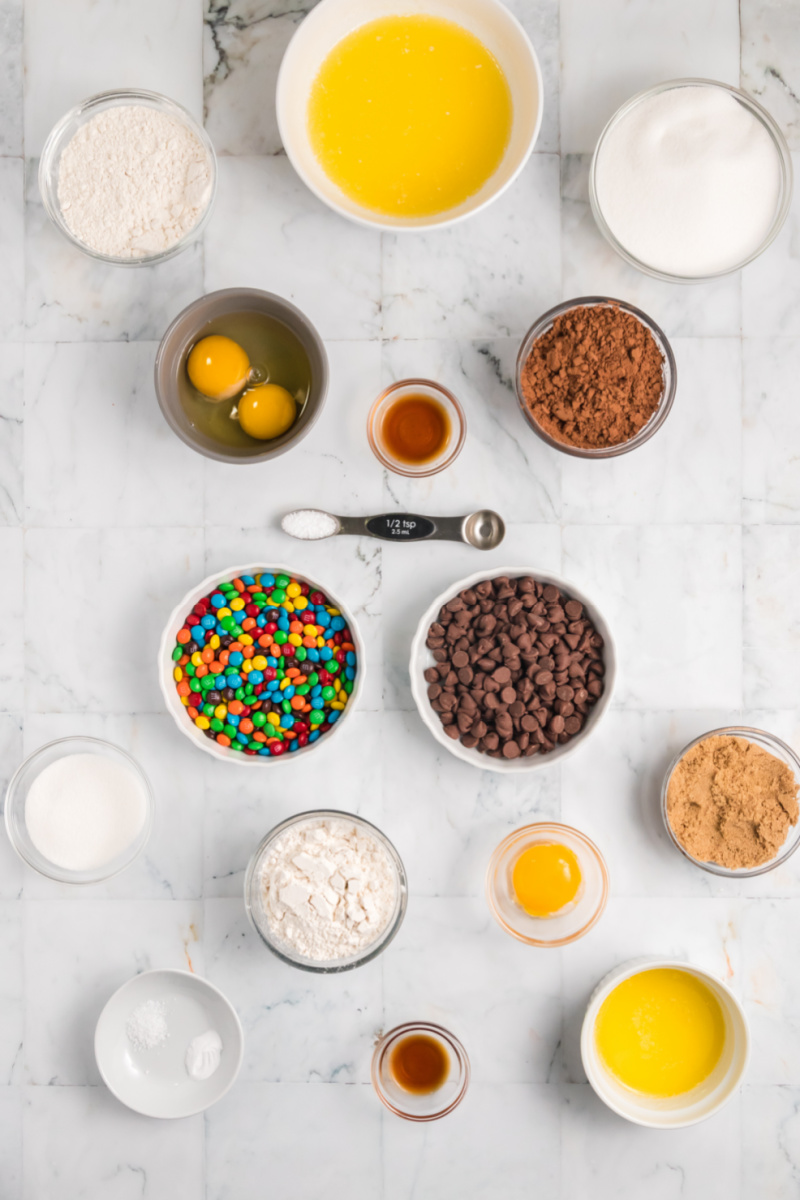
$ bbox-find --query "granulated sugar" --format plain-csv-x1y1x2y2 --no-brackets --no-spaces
57,104,212,258
594,84,782,276
25,752,148,871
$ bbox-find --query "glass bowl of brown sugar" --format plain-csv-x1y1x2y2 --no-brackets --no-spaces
515,296,677,459
661,726,800,878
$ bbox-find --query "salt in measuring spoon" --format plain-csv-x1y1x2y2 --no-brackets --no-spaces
281,508,505,550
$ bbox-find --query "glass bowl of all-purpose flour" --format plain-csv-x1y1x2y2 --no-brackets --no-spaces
245,811,408,973
589,79,792,282
5,736,154,884
39,89,217,266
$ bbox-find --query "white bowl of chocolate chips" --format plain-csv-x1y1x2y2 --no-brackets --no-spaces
409,568,616,772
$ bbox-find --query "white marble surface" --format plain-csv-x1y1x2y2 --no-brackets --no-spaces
2,0,800,1196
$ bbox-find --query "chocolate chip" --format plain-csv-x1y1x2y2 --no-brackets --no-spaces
425,575,604,761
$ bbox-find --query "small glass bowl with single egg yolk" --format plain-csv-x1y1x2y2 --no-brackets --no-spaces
486,822,609,947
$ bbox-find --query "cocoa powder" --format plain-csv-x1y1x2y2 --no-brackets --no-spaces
520,303,665,449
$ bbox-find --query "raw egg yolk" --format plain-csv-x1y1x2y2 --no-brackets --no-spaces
187,335,250,401
237,384,297,440
511,842,582,918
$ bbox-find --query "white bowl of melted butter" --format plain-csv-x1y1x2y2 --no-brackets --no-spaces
581,958,749,1128
276,0,543,231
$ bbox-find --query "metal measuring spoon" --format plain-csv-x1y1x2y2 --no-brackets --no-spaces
282,508,505,550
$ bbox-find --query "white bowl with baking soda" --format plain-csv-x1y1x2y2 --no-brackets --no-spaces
581,958,749,1128
276,0,542,231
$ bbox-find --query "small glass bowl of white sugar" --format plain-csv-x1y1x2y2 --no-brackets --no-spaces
39,88,217,266
590,78,793,282
5,736,154,884
245,810,408,973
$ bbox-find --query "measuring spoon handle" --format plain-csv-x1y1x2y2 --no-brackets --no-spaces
336,513,466,543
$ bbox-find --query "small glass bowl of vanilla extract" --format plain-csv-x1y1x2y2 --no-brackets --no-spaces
367,379,466,477
371,1021,470,1121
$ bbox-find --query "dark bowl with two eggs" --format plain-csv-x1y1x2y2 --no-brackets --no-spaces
155,288,329,463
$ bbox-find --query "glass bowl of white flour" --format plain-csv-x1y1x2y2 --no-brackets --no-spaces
5,736,155,884
39,88,217,266
245,811,408,972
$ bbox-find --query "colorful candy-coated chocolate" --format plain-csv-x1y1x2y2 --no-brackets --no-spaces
172,573,357,756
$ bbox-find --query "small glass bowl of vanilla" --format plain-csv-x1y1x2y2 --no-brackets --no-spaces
486,822,609,947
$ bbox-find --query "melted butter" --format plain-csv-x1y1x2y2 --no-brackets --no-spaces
594,968,726,1097
307,15,513,217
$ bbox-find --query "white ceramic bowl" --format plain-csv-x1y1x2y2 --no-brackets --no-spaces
581,957,750,1128
158,563,365,766
95,969,244,1119
276,0,543,231
409,567,616,772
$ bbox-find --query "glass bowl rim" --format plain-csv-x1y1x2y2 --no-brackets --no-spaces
371,1020,471,1121
588,77,794,284
660,725,800,878
485,820,609,946
4,734,155,884
514,295,677,459
38,87,218,267
244,808,408,972
367,378,467,478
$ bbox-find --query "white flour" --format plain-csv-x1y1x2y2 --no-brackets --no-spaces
260,817,398,961
57,104,212,258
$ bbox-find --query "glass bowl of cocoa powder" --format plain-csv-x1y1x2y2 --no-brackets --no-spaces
661,726,800,878
515,297,677,458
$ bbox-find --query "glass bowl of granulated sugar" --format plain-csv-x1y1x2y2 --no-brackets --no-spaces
39,89,217,266
5,736,154,884
245,810,408,973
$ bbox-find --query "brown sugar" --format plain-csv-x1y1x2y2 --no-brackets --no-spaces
519,304,665,449
666,735,799,870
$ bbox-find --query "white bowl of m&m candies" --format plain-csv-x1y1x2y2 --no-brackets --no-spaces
158,564,364,764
